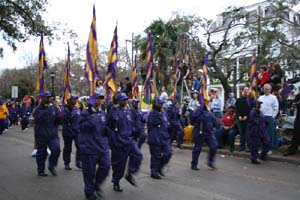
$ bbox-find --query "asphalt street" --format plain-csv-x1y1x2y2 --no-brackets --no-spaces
0,126,300,200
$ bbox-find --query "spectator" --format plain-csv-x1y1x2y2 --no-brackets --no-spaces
211,89,223,119
95,80,104,96
284,89,300,156
160,86,168,102
270,64,285,92
176,60,190,104
235,87,252,152
188,90,200,114
215,105,237,152
258,84,279,150
122,77,132,98
225,92,236,110
191,75,200,91
116,81,123,92
256,65,270,92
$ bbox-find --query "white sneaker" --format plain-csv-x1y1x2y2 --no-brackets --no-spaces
267,150,273,155
31,149,37,157
47,148,51,155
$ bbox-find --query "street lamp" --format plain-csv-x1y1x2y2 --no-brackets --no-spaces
50,71,56,98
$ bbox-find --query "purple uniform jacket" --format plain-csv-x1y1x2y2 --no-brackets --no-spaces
147,110,170,145
248,109,267,137
61,106,81,137
167,104,181,126
191,107,219,137
78,109,109,154
108,107,134,146
34,104,61,142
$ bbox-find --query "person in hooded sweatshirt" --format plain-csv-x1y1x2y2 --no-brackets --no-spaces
78,93,111,200
33,91,61,177
147,97,172,179
108,92,142,192
61,95,82,170
190,102,219,171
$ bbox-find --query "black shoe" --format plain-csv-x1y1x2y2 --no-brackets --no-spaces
259,154,268,161
86,194,98,200
113,183,123,192
125,173,136,187
158,169,165,176
251,159,261,164
239,147,245,152
230,148,234,153
191,166,200,171
151,174,162,179
48,166,57,176
207,163,217,170
38,171,48,177
283,151,295,156
65,165,72,170
95,186,103,198
177,144,182,149
76,162,82,169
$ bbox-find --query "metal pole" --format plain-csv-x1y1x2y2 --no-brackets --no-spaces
132,33,134,67
257,6,261,68
51,76,55,98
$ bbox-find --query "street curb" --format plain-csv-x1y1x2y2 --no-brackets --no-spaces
178,144,300,165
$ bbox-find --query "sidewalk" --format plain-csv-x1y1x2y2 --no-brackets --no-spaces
179,142,300,165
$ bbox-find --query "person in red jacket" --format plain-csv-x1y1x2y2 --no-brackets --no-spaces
256,66,270,92
215,105,237,152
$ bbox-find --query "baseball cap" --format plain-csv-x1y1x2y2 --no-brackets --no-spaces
116,93,129,101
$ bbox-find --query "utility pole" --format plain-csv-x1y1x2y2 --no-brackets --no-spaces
257,6,261,68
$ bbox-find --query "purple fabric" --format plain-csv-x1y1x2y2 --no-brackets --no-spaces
81,153,110,197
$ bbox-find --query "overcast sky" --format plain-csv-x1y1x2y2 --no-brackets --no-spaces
0,0,264,69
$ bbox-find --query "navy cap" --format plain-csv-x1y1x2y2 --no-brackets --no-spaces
0,99,4,105
256,100,263,105
154,97,165,104
116,93,129,101
131,99,140,104
41,91,52,97
190,90,199,94
69,95,79,100
93,93,104,99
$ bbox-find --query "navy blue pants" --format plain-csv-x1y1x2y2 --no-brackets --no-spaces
111,141,142,184
0,119,5,134
81,152,110,198
36,137,60,173
21,117,29,130
63,136,80,166
191,134,218,168
149,143,172,176
133,131,146,148
216,128,236,150
169,123,184,146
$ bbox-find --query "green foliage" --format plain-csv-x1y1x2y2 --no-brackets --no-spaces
0,0,54,57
